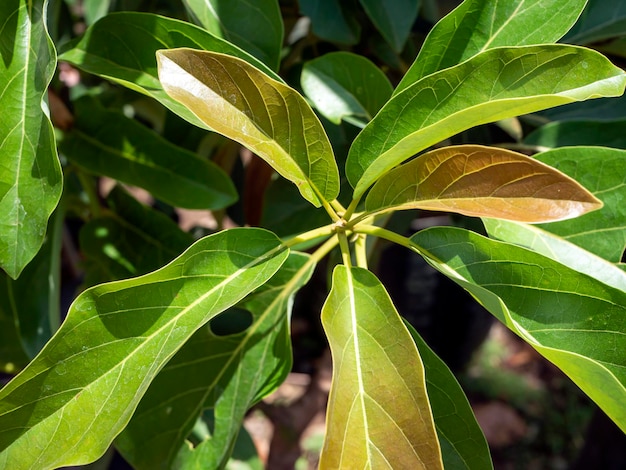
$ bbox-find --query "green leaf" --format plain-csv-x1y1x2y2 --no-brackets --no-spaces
358,0,420,52
564,0,626,45
483,218,626,291
299,0,361,45
301,51,393,126
58,12,280,131
533,147,626,262
320,265,443,469
0,202,64,371
61,98,237,210
404,321,493,470
117,252,315,469
182,0,283,70
0,228,288,469
365,145,602,222
538,94,626,122
346,45,626,197
525,119,626,150
116,252,309,467
397,0,589,90
157,49,340,208
79,186,194,286
411,226,626,434
0,0,62,279
83,0,112,25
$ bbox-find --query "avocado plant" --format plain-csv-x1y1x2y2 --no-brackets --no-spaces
1,0,626,469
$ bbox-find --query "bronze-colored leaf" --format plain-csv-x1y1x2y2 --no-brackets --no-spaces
365,145,602,223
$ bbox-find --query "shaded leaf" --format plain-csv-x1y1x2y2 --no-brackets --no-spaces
182,0,283,70
404,321,493,470
538,94,626,122
365,145,602,223
58,12,280,131
347,45,626,197
80,186,194,286
117,252,315,469
157,49,340,207
397,0,589,90
358,0,420,52
411,226,626,434
83,0,112,25
61,98,237,210
0,203,64,370
564,0,626,45
525,119,626,150
299,0,361,45
534,147,626,262
483,218,626,291
0,228,288,469
301,51,393,126
320,266,443,469
0,0,62,278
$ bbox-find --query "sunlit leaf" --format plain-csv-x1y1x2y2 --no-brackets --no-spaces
404,321,493,470
157,49,340,207
61,98,237,210
0,0,62,278
116,252,313,469
301,51,393,126
534,147,626,262
483,218,626,291
0,228,288,469
365,145,602,222
411,226,626,434
182,0,283,70
564,0,626,45
347,45,626,197
58,12,280,131
320,266,443,470
538,94,626,122
358,0,420,52
397,0,589,90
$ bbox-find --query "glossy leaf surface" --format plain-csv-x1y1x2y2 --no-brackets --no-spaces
58,12,280,131
358,0,419,52
157,49,340,207
397,0,589,90
320,266,443,469
0,229,288,469
117,252,313,469
404,321,492,470
534,147,626,262
61,99,237,210
564,0,626,45
347,45,626,197
0,0,62,278
483,219,626,291
301,52,393,126
411,227,626,434
182,0,283,70
79,186,193,286
365,145,602,222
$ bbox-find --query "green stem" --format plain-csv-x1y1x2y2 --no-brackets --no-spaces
282,224,336,248
354,234,368,269
354,224,414,250
344,195,362,221
330,199,346,216
338,232,352,267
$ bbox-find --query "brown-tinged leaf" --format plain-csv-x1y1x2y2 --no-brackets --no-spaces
157,48,339,208
364,145,602,223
